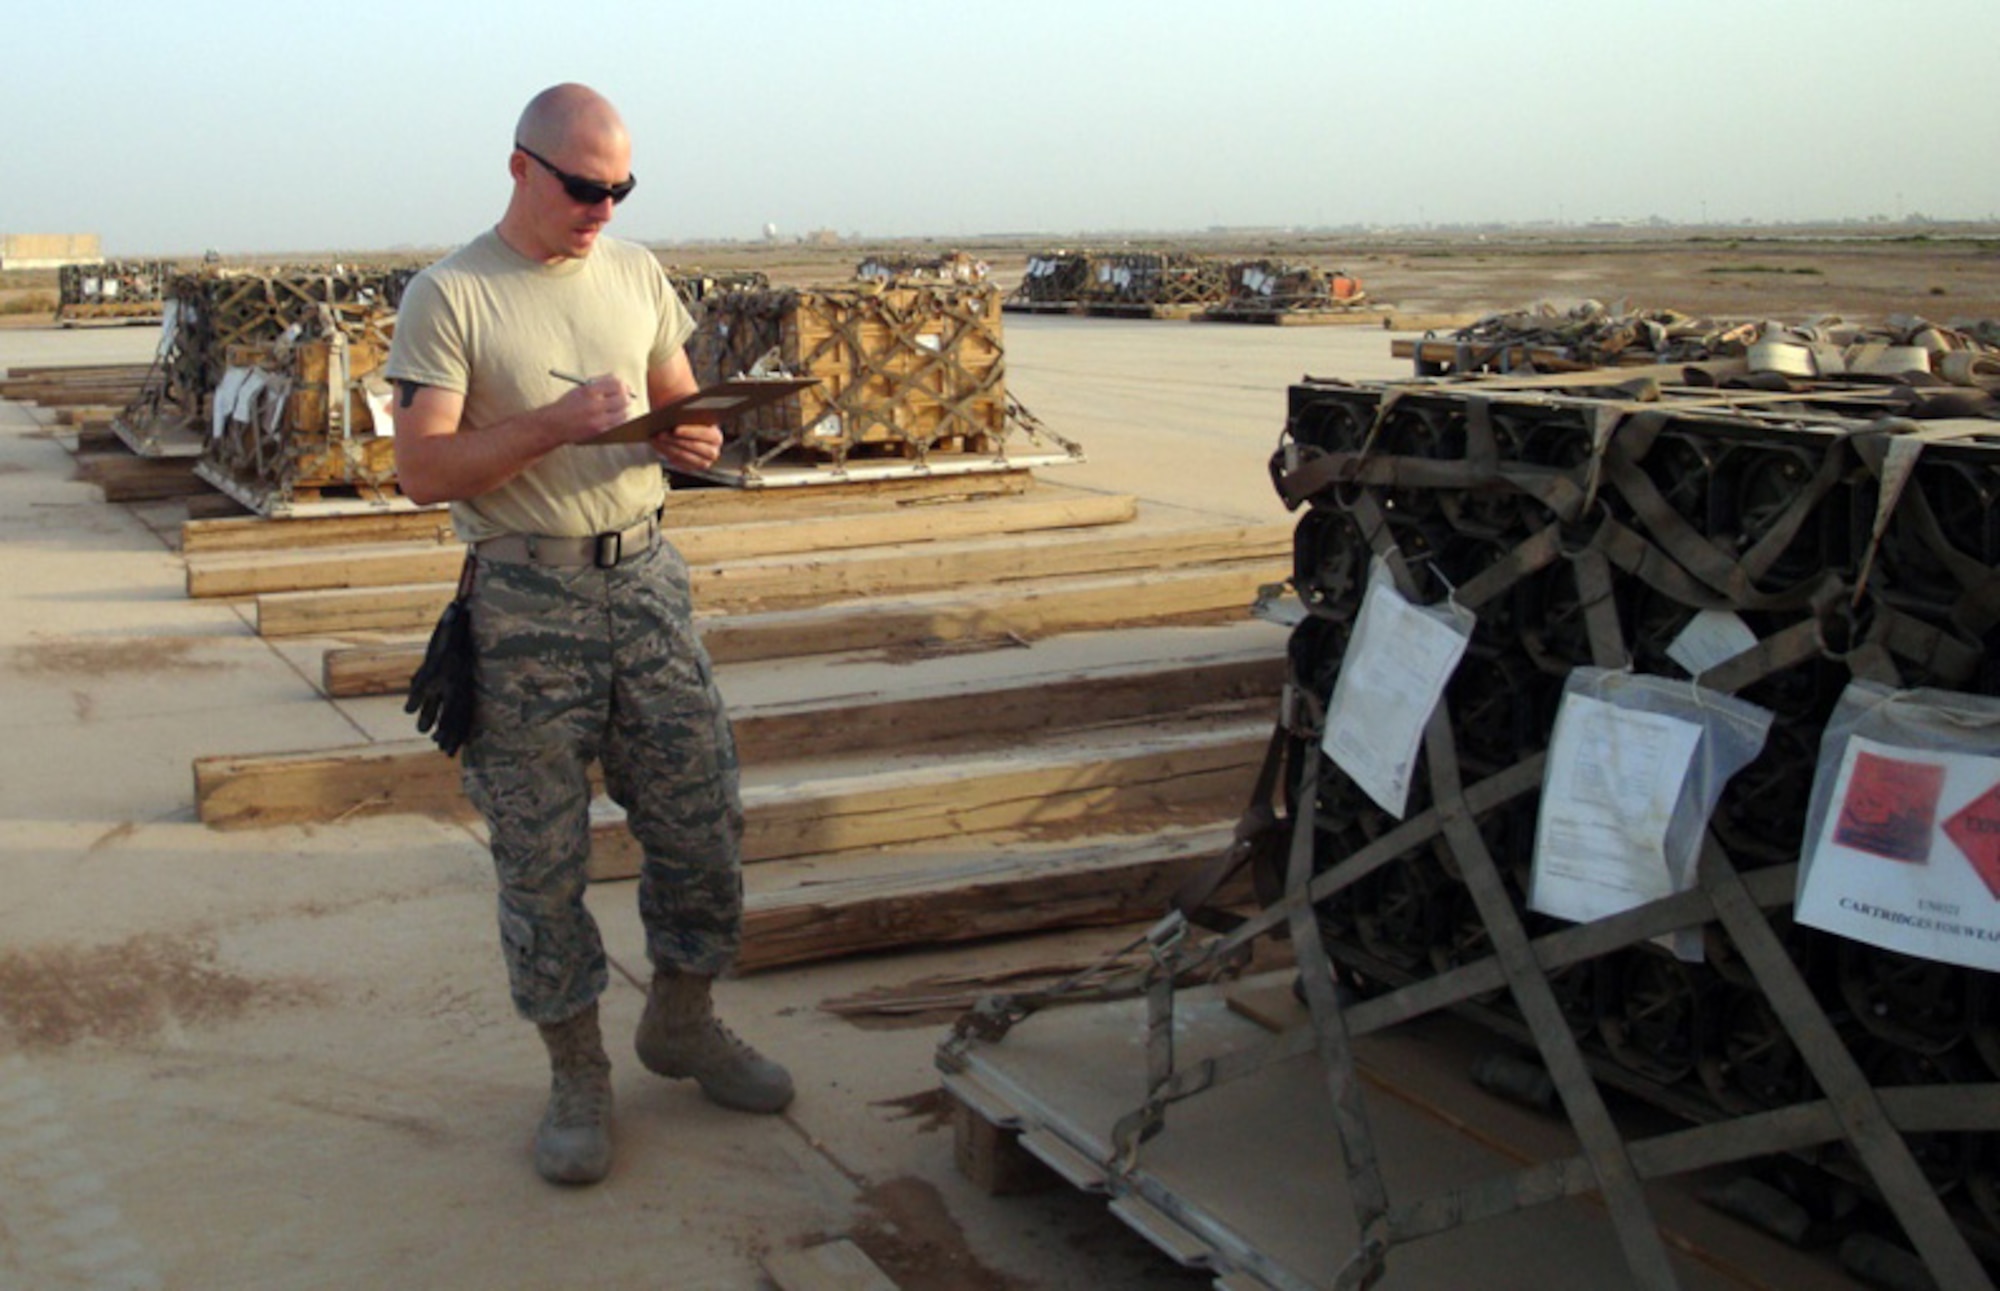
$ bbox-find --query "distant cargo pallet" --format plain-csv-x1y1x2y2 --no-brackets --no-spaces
58,309,165,329
1082,302,1210,321
1197,306,1384,327
1389,336,1662,373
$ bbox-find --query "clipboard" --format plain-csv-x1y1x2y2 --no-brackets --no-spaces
587,377,820,445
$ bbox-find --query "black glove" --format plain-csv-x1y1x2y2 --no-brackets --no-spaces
405,596,475,757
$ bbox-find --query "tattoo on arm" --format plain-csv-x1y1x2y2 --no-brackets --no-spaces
396,379,426,410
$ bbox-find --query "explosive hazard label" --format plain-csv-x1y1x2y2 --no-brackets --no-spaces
1944,783,2000,900
1797,736,2000,972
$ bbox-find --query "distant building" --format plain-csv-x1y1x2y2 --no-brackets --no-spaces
0,233,103,270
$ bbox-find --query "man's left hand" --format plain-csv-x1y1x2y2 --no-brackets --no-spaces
651,421,724,473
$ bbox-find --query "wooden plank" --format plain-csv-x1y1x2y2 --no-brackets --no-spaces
586,724,1268,879
738,827,1240,973
258,523,1290,637
185,493,1138,599
74,454,212,502
2,383,146,407
321,564,1277,697
179,470,1035,555
74,427,123,454
54,406,123,428
762,1239,899,1291
197,650,1284,827
2,363,154,381
952,1093,1055,1197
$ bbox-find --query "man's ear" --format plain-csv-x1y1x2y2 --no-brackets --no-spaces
507,149,528,183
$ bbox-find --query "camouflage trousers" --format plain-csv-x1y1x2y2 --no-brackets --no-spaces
460,539,745,1026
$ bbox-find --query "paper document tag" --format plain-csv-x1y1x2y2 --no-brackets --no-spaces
1796,736,2000,971
1529,694,1703,926
1667,610,1759,677
1321,559,1475,818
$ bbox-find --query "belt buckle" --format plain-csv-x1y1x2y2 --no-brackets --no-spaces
593,530,622,568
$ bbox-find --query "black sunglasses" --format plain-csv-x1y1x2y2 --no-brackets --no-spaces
515,143,636,206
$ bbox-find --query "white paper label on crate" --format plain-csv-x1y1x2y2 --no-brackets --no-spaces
362,384,394,438
1666,609,1760,677
156,300,180,357
1529,695,1703,926
261,375,292,433
1796,736,2000,971
1321,558,1475,818
211,366,253,441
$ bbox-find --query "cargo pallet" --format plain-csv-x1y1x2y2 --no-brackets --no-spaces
940,357,2000,1290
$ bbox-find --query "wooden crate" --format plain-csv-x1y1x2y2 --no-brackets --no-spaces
196,315,399,515
693,282,1009,465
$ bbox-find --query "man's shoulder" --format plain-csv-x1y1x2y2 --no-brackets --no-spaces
410,230,508,291
588,235,667,280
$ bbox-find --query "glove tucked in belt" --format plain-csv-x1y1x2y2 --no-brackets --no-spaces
406,553,478,757
474,512,661,569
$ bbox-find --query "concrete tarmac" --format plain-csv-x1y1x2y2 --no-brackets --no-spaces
0,318,1867,1290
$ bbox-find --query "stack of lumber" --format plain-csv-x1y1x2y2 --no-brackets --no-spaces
0,362,153,410
2,363,219,503
182,471,1292,971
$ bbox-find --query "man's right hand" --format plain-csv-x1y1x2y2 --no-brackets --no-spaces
548,375,634,443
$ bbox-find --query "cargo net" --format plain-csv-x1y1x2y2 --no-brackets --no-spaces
666,267,770,308
1008,251,1095,306
854,250,990,284
1414,300,2000,377
191,296,400,515
55,260,171,321
946,347,2000,1289
690,281,1078,471
1082,250,1229,311
1213,259,1368,315
1004,249,1232,312
117,266,413,455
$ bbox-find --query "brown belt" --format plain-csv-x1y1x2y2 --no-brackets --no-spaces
473,512,660,569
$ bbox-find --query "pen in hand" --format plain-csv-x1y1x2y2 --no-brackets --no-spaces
549,368,589,386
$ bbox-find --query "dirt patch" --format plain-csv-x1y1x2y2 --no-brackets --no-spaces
0,932,297,1049
851,1175,1029,1291
0,462,27,475
6,635,229,677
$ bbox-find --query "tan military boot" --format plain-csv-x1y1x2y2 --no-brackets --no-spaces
634,968,794,1114
533,1002,613,1185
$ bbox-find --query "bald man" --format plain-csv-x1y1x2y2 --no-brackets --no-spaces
386,83,792,1188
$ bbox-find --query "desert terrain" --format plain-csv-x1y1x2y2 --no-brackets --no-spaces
8,224,1999,330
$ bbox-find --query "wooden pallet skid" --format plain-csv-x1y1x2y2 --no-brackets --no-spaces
257,520,1290,637
587,720,1270,878
197,648,1284,827
177,470,1036,556
184,492,1138,599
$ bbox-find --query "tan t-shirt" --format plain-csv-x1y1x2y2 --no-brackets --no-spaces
385,229,693,542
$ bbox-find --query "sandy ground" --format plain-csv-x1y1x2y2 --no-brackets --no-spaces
0,318,1876,1290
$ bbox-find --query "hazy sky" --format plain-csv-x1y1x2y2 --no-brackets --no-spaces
4,1,1995,256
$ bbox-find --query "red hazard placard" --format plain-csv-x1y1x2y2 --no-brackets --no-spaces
1943,781,2000,901
1833,750,1945,864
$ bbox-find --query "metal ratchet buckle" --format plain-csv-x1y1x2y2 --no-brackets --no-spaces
593,530,623,568
1143,911,1188,968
